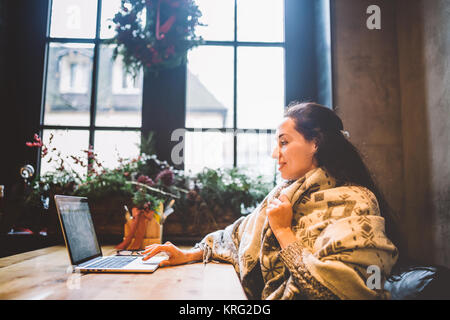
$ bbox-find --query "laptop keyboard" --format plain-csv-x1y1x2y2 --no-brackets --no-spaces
86,256,137,269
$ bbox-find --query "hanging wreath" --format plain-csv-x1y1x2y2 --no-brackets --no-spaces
109,0,204,76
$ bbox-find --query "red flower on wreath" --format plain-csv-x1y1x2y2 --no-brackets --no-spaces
155,168,175,186
137,175,155,187
109,0,203,75
26,133,43,148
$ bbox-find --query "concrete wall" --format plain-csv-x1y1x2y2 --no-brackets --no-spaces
331,0,405,245
397,0,450,266
331,0,450,266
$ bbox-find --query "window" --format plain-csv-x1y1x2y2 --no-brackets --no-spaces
111,56,142,95
41,0,142,174
58,46,91,94
184,0,285,180
40,0,286,180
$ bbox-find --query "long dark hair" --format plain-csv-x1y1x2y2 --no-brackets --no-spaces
284,102,407,266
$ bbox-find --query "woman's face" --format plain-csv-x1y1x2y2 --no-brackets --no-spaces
272,117,318,180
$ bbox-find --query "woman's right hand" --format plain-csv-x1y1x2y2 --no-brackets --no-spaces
142,241,203,267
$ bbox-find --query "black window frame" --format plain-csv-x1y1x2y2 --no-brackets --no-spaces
184,0,286,170
0,0,333,210
36,0,333,174
38,0,142,176
183,0,334,173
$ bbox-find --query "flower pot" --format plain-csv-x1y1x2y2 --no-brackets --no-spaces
123,214,162,250
116,205,165,250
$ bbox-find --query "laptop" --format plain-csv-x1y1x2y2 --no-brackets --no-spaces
54,195,168,273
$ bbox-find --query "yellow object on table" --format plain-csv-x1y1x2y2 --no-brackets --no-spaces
120,202,164,250
123,217,162,249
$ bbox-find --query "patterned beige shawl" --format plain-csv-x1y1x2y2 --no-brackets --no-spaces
200,167,399,299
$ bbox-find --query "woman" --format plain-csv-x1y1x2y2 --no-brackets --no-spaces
143,102,400,300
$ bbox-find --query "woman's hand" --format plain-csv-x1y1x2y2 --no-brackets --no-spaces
142,241,203,267
266,194,297,249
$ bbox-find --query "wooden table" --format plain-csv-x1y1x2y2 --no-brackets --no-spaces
0,245,247,300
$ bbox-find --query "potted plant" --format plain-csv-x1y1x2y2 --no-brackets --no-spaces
22,133,273,246
23,133,187,245
163,167,272,242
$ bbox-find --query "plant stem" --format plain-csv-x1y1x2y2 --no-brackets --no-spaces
128,181,181,199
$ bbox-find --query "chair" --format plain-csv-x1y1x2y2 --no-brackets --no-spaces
384,265,450,300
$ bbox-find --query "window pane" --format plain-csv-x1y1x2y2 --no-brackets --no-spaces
100,0,122,39
96,45,143,127
94,131,141,169
186,46,234,128
237,131,277,179
40,130,89,177
237,0,284,42
44,43,94,126
237,47,284,129
49,0,98,39
184,130,234,175
195,0,234,41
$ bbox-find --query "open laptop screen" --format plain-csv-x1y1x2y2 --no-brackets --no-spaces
55,196,102,265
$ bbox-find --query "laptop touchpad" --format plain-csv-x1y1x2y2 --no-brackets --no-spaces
140,253,169,265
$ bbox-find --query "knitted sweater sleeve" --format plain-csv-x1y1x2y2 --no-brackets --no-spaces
278,240,340,300
194,216,246,266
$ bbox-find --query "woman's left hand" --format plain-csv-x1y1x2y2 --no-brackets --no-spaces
266,194,297,248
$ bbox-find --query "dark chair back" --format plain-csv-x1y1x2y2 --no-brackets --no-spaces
385,265,450,300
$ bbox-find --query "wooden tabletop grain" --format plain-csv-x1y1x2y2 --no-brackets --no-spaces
0,245,247,300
